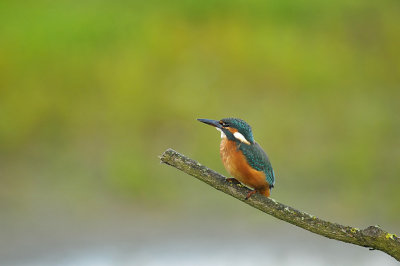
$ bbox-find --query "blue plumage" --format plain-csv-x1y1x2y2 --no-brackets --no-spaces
238,142,275,188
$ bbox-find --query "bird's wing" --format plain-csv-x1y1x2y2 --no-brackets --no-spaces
238,142,275,188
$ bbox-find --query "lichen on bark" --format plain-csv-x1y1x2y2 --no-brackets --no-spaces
160,148,400,262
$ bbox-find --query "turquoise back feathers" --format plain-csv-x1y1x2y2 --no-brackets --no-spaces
239,142,275,188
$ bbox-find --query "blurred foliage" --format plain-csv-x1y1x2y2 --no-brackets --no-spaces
0,0,399,226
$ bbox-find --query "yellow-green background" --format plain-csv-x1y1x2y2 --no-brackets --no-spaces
1,0,399,264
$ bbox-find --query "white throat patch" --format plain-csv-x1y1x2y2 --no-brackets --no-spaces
216,127,226,138
233,132,251,145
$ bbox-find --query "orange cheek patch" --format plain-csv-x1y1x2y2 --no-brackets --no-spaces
228,128,238,134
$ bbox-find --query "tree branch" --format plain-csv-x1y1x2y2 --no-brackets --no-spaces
159,148,400,262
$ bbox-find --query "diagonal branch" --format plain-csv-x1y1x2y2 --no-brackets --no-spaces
159,148,400,262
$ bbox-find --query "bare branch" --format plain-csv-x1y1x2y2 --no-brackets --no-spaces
159,148,400,262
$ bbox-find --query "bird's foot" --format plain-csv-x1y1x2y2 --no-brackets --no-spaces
245,190,257,200
226,178,241,185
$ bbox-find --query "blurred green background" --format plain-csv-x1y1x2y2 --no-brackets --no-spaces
1,0,399,265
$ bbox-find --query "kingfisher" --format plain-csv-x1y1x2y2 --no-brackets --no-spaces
198,117,275,199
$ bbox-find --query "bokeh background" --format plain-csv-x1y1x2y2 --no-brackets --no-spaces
1,0,399,265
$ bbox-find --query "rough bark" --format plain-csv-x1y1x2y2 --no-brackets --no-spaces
159,148,400,262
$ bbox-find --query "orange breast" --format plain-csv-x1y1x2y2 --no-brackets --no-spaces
220,138,268,191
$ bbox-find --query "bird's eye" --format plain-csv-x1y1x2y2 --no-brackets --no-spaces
219,121,229,127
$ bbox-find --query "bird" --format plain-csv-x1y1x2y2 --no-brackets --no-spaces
197,117,275,199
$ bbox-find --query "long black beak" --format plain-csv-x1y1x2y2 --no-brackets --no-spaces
197,118,222,129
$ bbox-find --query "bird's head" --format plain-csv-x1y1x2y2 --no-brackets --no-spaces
197,117,255,145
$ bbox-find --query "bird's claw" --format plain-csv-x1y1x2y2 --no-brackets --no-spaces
245,190,257,200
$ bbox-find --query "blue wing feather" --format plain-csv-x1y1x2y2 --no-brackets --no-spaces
238,142,275,188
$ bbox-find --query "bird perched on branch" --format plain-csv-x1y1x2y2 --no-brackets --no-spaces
198,118,275,199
